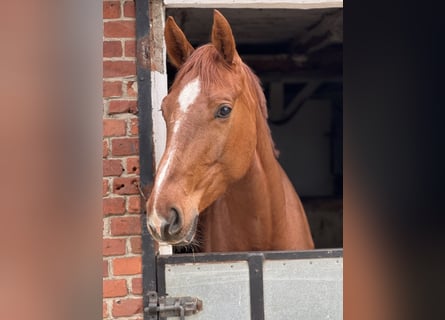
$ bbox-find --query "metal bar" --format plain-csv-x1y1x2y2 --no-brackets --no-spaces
264,248,343,260
142,216,158,320
248,253,265,320
156,255,168,320
136,0,158,319
157,248,343,265
156,255,167,295
164,0,343,9
136,1,154,189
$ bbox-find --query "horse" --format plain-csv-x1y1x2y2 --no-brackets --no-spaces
146,10,314,252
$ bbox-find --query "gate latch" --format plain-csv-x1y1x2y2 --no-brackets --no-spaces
145,291,203,320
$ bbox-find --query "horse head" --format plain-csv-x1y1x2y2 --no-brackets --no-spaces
146,10,269,245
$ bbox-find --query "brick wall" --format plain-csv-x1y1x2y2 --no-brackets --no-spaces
103,1,143,319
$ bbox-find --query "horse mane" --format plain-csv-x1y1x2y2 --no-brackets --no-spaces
172,44,280,158
239,62,280,158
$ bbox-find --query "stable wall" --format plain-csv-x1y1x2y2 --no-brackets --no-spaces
101,2,342,319
102,1,144,319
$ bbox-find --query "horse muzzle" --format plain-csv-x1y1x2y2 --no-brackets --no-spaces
147,208,199,245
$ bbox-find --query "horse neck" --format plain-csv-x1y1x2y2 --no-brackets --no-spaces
226,66,284,213
226,114,284,216
204,109,287,252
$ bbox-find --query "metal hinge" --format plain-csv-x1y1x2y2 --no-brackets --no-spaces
145,291,203,320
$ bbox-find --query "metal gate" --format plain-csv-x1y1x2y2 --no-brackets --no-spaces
136,1,343,319
139,220,342,320
155,249,343,320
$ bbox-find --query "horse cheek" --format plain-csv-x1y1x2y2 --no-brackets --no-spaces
225,113,256,181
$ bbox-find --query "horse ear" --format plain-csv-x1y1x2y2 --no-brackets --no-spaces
164,16,194,69
211,10,236,65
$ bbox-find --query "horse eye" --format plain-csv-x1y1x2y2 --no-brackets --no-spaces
216,105,232,118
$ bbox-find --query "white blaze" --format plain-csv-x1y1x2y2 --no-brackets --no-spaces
150,77,201,225
178,77,200,113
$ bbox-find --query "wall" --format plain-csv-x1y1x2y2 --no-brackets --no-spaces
103,1,143,319
269,98,343,248
270,99,334,197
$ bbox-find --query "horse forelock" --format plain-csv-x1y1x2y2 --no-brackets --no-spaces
171,44,279,158
171,45,231,92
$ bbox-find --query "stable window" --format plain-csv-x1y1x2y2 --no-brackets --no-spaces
137,1,342,319
141,1,342,254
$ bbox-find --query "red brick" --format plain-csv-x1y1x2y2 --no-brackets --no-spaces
131,277,142,295
103,197,126,216
103,61,136,78
103,81,122,98
113,177,139,195
123,1,136,18
112,298,142,317
103,119,126,137
103,179,109,196
103,140,109,158
129,117,138,135
103,238,126,256
130,236,142,254
103,1,121,19
111,137,139,156
103,260,109,278
112,256,142,275
110,216,141,236
103,302,108,318
124,40,136,57
127,195,141,213
104,21,135,38
108,100,138,114
126,157,140,175
125,79,138,97
103,279,128,298
103,41,122,58
103,159,124,177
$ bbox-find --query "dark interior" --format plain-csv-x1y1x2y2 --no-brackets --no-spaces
166,8,343,250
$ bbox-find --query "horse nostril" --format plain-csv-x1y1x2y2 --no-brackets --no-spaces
167,207,182,235
159,207,183,240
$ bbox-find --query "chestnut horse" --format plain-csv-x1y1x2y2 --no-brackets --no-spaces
146,10,314,252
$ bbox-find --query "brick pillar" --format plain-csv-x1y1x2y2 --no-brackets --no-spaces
102,1,143,319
